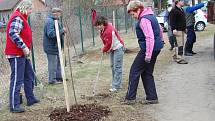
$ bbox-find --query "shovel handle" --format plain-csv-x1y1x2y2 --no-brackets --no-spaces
93,53,103,96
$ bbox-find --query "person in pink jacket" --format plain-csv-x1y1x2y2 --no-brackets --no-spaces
94,15,125,92
122,0,163,105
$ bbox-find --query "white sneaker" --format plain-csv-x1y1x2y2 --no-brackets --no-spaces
109,88,117,92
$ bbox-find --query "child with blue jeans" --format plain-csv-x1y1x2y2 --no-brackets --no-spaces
94,15,124,92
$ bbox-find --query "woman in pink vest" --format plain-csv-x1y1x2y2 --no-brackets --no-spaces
5,0,39,113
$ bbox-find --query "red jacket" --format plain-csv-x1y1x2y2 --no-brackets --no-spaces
5,10,32,56
100,23,124,52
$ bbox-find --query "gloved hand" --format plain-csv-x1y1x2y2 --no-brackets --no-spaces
23,47,30,57
145,57,151,63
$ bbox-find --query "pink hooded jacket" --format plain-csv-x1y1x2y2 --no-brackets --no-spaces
139,7,163,59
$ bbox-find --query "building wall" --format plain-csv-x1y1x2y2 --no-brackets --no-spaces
0,11,11,23
32,0,46,13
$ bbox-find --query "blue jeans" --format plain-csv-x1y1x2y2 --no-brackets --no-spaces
8,57,36,109
47,54,62,83
110,47,124,89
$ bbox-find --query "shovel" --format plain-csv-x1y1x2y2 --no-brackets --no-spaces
92,53,103,96
33,70,44,99
26,57,44,99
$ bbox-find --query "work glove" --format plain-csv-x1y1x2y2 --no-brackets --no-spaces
23,47,30,57
145,57,151,63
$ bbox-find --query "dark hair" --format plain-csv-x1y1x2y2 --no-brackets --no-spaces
94,15,108,26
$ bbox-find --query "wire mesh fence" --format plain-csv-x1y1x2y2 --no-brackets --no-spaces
0,0,134,110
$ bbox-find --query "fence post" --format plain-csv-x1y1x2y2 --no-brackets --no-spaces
113,9,116,28
78,0,84,53
91,13,95,46
124,4,128,33
214,33,215,59
131,16,134,31
116,8,120,31
105,7,108,17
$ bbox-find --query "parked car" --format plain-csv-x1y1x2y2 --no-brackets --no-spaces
156,9,208,31
195,9,208,31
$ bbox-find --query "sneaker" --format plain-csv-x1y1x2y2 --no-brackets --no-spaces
109,88,117,92
10,107,25,113
55,78,63,82
27,98,40,106
55,81,63,84
185,52,193,56
169,47,174,51
140,99,159,105
191,51,197,54
121,99,136,105
48,81,62,85
56,78,69,82
176,59,188,64
48,81,56,85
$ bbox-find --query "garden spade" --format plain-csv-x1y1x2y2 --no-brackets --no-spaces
33,70,44,99
93,53,103,96
27,57,44,99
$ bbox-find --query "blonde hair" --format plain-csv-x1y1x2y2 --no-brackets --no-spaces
127,0,144,13
16,0,32,14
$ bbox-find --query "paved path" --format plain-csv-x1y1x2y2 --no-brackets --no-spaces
155,35,215,121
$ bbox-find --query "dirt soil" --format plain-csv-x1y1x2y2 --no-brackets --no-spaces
49,104,111,121
0,24,215,121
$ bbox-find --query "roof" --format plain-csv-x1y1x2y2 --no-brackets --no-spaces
96,0,130,7
39,0,45,4
0,0,21,11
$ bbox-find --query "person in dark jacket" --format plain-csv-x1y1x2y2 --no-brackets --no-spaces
43,8,65,85
166,5,177,51
122,0,163,105
183,0,206,56
169,0,188,64
5,0,39,113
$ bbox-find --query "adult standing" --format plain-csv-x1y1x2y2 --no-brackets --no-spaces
169,0,188,64
183,0,205,56
5,0,39,113
43,8,65,85
166,5,177,51
93,15,125,92
123,0,163,105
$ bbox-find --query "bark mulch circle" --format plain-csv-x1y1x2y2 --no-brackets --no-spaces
49,103,111,121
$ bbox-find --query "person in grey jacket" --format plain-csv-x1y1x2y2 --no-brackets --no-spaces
43,8,65,84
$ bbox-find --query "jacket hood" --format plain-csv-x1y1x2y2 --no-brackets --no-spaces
139,7,154,18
